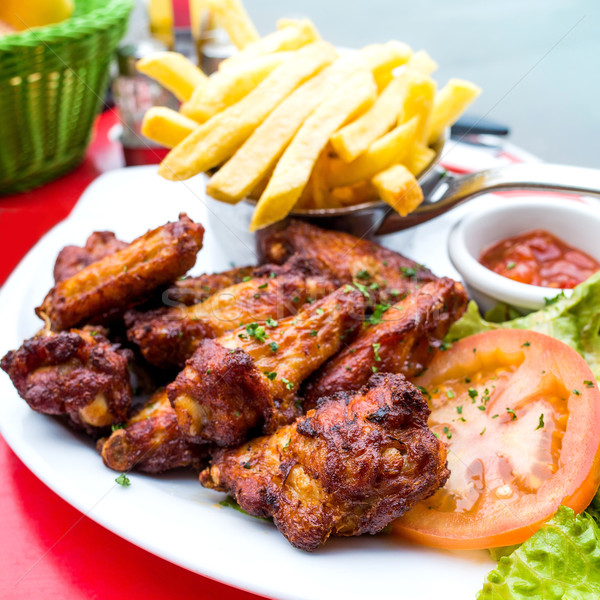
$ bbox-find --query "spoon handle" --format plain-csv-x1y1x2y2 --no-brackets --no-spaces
376,163,600,235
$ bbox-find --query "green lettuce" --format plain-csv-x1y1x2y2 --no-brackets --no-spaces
478,507,600,599
447,271,600,380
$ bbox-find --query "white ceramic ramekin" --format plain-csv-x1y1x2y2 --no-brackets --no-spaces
447,197,600,314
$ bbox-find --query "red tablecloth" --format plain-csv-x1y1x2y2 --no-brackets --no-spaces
0,111,262,600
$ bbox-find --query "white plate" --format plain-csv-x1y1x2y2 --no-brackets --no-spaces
0,166,500,600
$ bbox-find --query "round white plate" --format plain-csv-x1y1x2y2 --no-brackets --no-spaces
0,166,497,600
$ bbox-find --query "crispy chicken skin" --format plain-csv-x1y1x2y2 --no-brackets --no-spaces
125,257,338,369
0,327,132,433
163,265,256,306
304,278,468,408
168,286,366,447
37,214,205,330
53,231,127,283
261,220,436,303
98,389,206,473
200,373,449,551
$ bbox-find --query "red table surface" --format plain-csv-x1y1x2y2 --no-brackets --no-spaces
0,111,263,600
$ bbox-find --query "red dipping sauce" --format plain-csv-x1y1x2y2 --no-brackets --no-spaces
479,229,600,289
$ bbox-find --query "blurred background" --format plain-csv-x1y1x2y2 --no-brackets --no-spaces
242,0,599,167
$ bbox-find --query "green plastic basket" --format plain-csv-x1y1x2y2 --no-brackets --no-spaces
0,0,134,195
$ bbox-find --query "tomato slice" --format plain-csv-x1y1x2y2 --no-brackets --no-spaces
393,329,600,549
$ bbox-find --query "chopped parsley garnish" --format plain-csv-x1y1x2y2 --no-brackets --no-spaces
253,293,261,299
371,366,378,373
283,438,291,450
446,389,455,399
417,385,430,400
367,303,391,325
584,380,595,388
468,388,478,400
353,281,371,298
369,282,380,290
372,342,382,361
265,318,278,328
442,426,452,440
309,330,318,337
440,341,452,351
238,333,248,340
269,342,279,352
292,296,300,303
316,308,324,315
264,371,277,380
506,407,517,420
245,322,268,342
544,291,566,306
206,368,211,375
521,341,531,348
115,473,130,487
477,405,486,411
111,423,125,432
573,389,581,396
456,405,463,414
281,377,294,390
242,276,252,282
243,462,252,470
480,427,486,436
269,272,276,278
400,266,417,279
492,414,499,419
355,269,371,279
536,413,545,430
506,261,516,270
257,282,268,289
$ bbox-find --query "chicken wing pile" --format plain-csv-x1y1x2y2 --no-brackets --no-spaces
1,217,468,550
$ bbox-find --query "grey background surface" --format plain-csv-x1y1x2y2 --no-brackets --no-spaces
246,0,599,167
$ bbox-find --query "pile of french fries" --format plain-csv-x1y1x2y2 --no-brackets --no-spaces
139,0,481,231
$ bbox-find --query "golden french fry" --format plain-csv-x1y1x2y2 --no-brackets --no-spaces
398,74,436,145
136,52,207,102
372,164,424,216
364,40,412,89
219,19,320,71
310,147,334,209
331,180,379,207
181,52,292,122
206,53,373,204
405,49,438,75
249,70,377,231
329,74,412,162
208,0,259,49
141,107,198,148
327,117,418,188
427,78,481,144
406,143,436,176
158,41,337,181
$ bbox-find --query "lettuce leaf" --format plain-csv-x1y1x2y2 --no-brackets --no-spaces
478,507,600,599
448,271,600,380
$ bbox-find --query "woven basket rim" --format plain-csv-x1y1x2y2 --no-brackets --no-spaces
0,0,134,50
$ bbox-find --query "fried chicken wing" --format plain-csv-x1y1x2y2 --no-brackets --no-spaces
304,278,468,408
1,327,132,433
37,214,205,330
97,389,206,473
125,257,338,369
200,372,449,551
163,265,256,306
53,231,127,283
167,286,366,447
261,220,436,303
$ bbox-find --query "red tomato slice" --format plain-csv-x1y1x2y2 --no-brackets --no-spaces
393,329,600,550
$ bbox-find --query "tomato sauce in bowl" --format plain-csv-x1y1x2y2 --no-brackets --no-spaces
479,229,600,289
